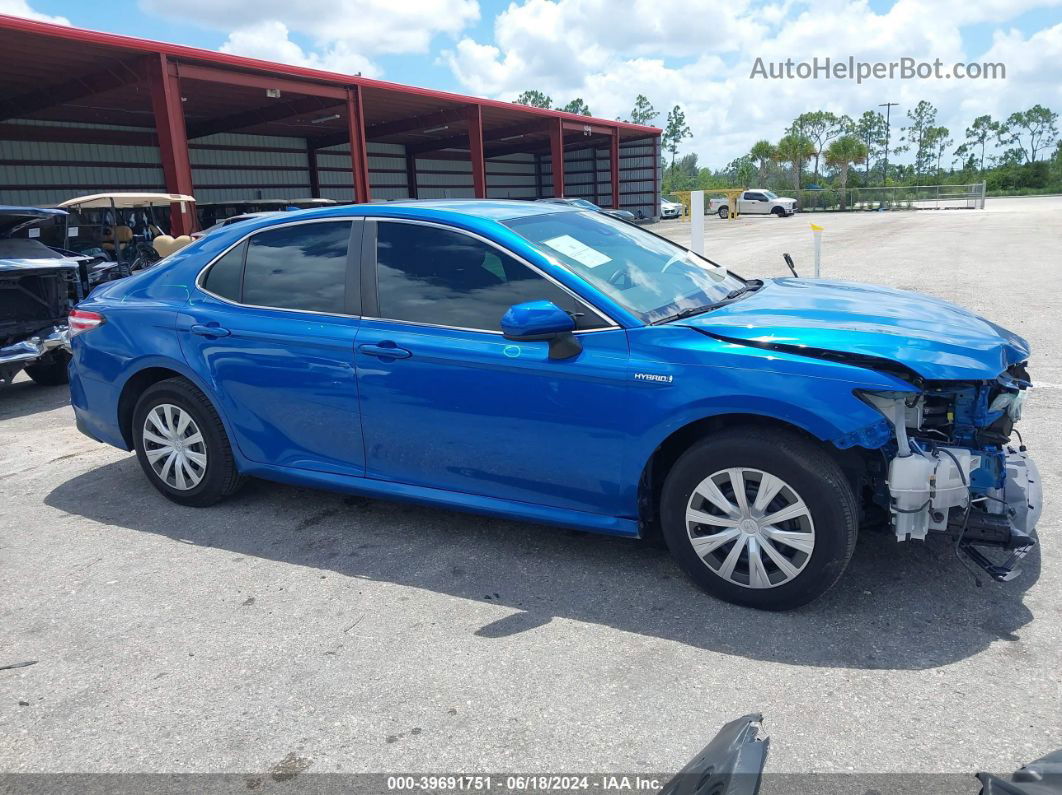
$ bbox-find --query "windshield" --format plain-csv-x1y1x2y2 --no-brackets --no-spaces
762,191,778,200
568,198,600,211
504,210,745,323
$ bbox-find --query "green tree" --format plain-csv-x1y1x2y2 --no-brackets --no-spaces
662,105,692,167
899,100,938,177
852,111,888,183
789,111,848,182
825,135,868,209
999,105,1059,162
962,115,996,171
629,94,658,126
926,126,952,173
775,133,816,190
513,90,552,109
749,139,776,183
559,98,591,116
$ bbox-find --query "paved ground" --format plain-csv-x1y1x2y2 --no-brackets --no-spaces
1,196,1060,781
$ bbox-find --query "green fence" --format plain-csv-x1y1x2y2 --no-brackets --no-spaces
792,182,986,212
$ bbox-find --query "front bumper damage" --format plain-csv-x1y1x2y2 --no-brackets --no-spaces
861,368,1040,581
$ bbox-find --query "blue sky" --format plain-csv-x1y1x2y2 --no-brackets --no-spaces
8,0,1062,166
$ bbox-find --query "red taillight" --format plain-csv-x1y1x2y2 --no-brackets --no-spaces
68,309,105,337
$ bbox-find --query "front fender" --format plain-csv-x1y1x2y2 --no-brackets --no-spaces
621,326,911,505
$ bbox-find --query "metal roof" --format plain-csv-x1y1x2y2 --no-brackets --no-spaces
0,14,661,151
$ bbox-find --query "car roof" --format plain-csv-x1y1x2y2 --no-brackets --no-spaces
295,199,581,223
0,205,67,237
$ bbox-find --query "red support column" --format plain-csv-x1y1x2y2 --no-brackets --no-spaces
610,127,621,210
467,105,486,199
146,54,194,235
307,144,321,198
550,118,565,198
346,87,371,204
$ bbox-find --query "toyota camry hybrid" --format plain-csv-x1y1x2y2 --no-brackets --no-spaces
67,200,1040,610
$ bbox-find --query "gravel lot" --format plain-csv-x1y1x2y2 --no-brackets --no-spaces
1,196,1060,782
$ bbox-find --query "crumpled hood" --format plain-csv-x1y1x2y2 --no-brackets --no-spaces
677,278,1030,381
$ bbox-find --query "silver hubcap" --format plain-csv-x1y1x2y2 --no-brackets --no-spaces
142,403,207,491
685,467,815,589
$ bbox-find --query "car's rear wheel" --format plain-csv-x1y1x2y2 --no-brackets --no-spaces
660,428,858,610
717,206,729,219
132,378,243,507
25,350,70,386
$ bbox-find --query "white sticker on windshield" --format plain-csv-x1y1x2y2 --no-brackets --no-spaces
68,227,78,237
28,227,40,238
542,234,612,268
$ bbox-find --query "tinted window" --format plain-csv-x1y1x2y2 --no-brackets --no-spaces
375,222,604,331
202,242,245,302
242,222,351,314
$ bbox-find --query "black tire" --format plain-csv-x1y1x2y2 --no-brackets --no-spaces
660,427,858,610
717,206,729,219
25,350,71,386
772,206,787,218
132,377,244,507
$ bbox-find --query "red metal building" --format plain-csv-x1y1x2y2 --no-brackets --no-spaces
0,15,661,234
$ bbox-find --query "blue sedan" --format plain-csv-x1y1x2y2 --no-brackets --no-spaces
67,200,1039,609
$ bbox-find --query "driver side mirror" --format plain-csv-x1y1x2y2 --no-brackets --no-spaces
501,300,582,360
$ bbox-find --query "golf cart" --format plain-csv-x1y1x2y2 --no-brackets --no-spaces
0,206,112,387
55,193,197,275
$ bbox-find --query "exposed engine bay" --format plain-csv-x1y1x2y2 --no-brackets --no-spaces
859,362,1040,581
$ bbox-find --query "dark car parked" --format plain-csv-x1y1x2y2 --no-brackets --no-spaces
535,197,639,222
0,206,119,387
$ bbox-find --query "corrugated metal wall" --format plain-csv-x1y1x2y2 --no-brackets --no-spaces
0,120,165,205
540,137,659,219
190,132,311,203
0,119,659,215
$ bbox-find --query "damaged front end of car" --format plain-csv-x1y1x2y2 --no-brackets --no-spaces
858,361,1040,581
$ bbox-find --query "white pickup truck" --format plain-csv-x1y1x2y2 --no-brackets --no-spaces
710,190,796,218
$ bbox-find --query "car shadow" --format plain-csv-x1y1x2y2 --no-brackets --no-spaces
0,378,70,420
45,458,1039,671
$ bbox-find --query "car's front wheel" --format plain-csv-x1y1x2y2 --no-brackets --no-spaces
132,378,244,507
660,428,858,610
772,206,787,218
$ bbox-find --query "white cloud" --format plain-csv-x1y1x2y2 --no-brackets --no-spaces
0,0,69,25
218,20,381,77
443,0,1062,167
140,0,479,76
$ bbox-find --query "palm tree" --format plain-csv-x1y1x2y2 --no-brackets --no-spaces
774,134,816,190
749,139,776,184
825,135,868,210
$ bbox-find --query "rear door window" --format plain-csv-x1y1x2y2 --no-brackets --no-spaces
241,222,353,314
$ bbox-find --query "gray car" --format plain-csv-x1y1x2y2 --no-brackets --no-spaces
535,197,638,222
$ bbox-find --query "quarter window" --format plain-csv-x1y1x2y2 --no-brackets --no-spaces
241,222,351,314
375,222,605,331
201,242,245,302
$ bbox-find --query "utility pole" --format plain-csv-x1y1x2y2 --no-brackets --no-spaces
879,102,899,186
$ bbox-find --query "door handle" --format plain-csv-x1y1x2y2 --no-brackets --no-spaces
358,342,412,360
190,323,231,338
